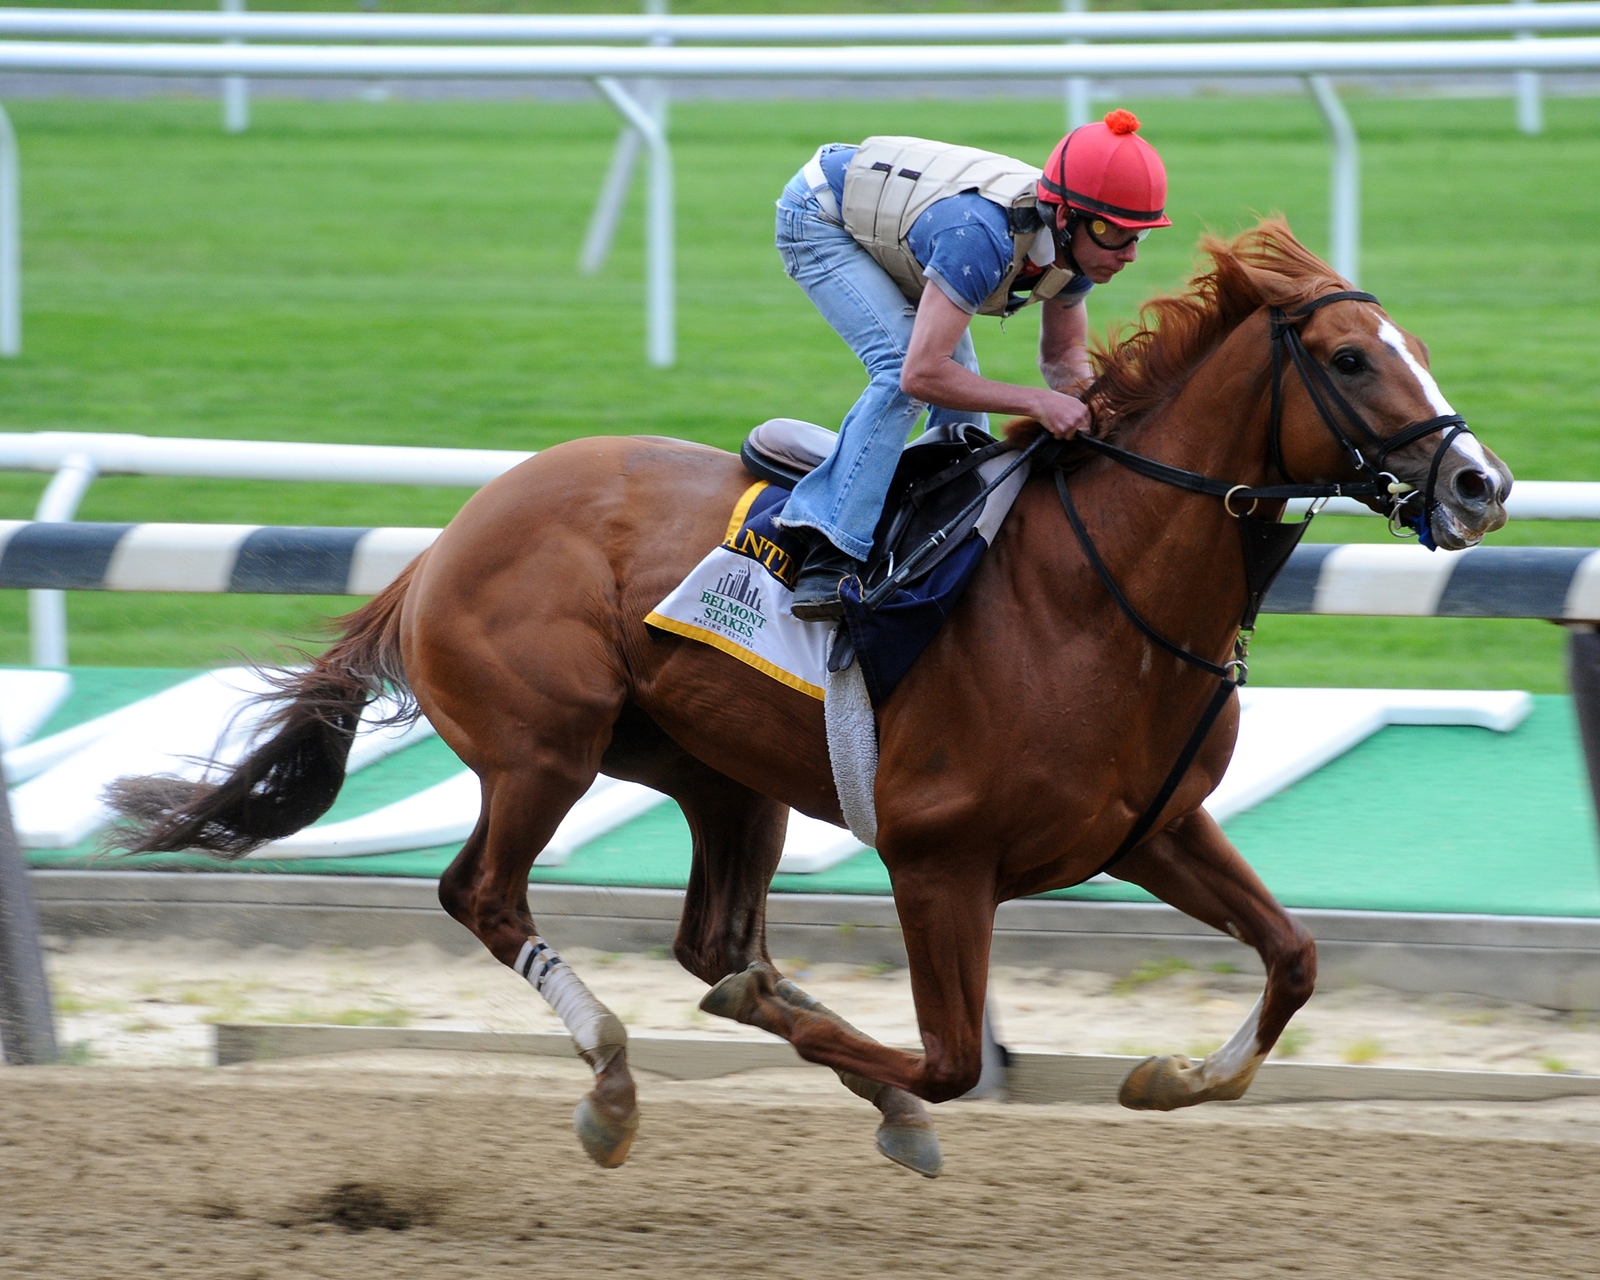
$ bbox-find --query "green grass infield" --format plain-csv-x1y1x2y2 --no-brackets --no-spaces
0,93,1593,686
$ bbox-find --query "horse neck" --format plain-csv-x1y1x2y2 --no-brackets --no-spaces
1116,308,1276,490
1045,309,1278,660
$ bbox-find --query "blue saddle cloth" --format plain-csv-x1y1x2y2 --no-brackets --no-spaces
730,477,995,709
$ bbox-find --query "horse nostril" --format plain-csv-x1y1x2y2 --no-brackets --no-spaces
1453,468,1493,505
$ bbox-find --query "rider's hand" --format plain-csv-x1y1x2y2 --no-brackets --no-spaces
1032,388,1092,440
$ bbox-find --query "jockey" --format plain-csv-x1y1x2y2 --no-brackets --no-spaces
774,109,1170,621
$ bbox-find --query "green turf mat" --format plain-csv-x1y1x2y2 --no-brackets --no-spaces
19,673,1600,918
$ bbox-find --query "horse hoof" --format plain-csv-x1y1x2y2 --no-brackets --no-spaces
699,963,765,1024
1118,1054,1196,1111
1118,1053,1256,1111
876,1122,944,1179
574,1093,640,1169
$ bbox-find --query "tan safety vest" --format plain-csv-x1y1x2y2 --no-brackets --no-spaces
840,136,1078,318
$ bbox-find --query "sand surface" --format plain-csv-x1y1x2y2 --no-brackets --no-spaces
10,939,1600,1277
39,934,1600,1075
5,1055,1600,1279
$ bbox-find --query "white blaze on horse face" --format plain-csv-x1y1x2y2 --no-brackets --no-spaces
1375,317,1492,474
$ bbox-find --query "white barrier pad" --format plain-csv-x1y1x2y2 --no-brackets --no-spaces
256,771,670,863
9,671,438,848
11,667,280,848
777,811,866,874
4,668,1534,869
255,768,480,859
1204,686,1532,824
252,768,864,872
0,669,71,751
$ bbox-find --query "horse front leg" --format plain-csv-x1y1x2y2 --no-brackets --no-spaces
1108,807,1317,1110
701,867,994,1168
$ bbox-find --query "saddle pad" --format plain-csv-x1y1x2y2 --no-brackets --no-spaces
647,457,1027,707
646,482,831,699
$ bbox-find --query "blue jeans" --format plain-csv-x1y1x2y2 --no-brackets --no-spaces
774,170,983,562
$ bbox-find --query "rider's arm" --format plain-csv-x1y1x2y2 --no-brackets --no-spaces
900,286,1090,439
1039,295,1095,396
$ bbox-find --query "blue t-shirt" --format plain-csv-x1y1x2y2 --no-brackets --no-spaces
818,144,1093,314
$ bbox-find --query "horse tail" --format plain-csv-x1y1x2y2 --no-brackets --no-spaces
103,556,423,858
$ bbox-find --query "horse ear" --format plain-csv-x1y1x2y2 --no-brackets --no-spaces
1003,416,1047,444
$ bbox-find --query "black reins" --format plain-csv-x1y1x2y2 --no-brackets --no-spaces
1060,288,1477,880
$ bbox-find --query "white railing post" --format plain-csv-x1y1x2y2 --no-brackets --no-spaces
1307,75,1360,288
28,453,97,668
580,0,668,276
221,0,248,134
0,102,18,358
579,125,642,274
595,76,674,368
1064,0,1092,131
1516,0,1545,134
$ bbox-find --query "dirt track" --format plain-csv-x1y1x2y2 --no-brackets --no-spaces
5,1053,1600,1279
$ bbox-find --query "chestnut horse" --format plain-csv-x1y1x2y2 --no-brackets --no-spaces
110,222,1510,1178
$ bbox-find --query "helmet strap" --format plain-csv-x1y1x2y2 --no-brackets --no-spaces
1053,208,1086,278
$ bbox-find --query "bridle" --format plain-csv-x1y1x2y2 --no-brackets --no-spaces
1052,287,1477,880
1264,289,1472,550
1071,289,1474,550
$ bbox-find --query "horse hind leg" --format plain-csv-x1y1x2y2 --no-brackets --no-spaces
1105,808,1317,1111
437,769,640,1168
632,737,942,1177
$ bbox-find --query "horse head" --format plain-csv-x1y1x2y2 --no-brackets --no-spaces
1277,295,1512,550
1217,223,1513,551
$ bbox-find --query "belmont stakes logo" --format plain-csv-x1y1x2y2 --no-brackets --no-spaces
698,562,769,640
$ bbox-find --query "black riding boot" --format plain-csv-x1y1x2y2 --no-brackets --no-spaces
789,535,862,623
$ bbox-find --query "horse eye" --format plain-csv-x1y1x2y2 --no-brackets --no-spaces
1331,350,1367,375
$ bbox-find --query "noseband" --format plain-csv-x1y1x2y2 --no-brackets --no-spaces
1052,287,1476,881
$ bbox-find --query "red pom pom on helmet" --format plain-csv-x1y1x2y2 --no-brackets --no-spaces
1103,108,1141,136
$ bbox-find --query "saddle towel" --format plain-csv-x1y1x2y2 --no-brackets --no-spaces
647,421,1031,705
645,482,829,700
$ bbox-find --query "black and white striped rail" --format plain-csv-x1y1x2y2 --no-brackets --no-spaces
0,521,438,596
1262,542,1600,621
0,520,1597,619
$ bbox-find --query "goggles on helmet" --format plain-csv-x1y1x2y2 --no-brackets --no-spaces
1078,214,1152,251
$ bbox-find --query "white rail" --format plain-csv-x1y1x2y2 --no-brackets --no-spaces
0,431,532,486
0,32,1587,364
0,5,1596,43
0,431,531,664
0,38,1595,77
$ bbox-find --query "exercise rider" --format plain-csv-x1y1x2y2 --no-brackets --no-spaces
774,109,1170,621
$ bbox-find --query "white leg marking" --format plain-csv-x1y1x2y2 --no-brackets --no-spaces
1203,993,1265,1084
516,937,627,1071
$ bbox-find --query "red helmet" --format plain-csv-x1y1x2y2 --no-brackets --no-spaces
1037,109,1171,231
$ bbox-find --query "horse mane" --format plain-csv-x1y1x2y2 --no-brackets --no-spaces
1007,218,1348,443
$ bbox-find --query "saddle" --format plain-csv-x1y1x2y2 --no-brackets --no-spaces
741,417,1012,590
